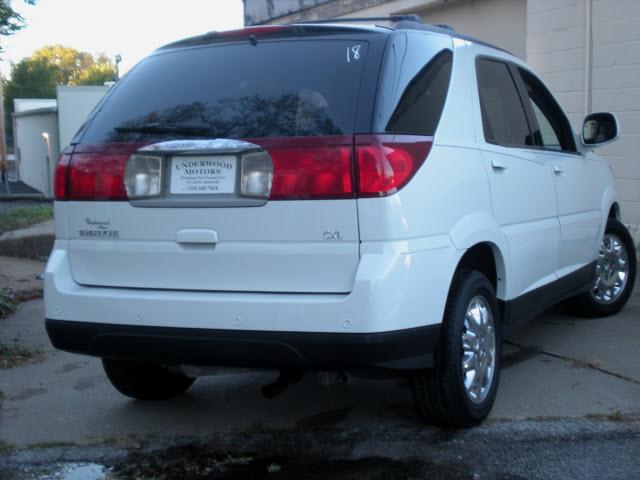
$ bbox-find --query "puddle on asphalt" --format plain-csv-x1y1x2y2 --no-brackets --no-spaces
3,463,107,480
3,455,471,480
53,463,106,480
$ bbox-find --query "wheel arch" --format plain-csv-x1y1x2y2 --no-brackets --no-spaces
454,242,507,301
449,213,510,300
609,202,620,220
599,186,620,244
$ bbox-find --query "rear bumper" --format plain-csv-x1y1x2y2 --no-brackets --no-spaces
45,239,458,334
44,237,458,370
45,319,441,370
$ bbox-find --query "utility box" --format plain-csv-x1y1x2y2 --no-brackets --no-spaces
57,85,110,151
14,98,57,113
12,86,109,197
13,107,59,197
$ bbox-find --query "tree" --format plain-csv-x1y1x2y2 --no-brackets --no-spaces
31,45,94,85
3,45,116,146
1,0,36,160
76,62,117,86
4,57,57,100
0,0,36,58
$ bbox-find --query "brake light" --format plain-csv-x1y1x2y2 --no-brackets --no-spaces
54,135,431,201
54,143,145,201
250,134,431,200
355,135,432,197
211,26,290,38
251,136,354,200
53,154,71,200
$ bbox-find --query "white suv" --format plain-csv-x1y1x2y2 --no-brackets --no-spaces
45,18,637,426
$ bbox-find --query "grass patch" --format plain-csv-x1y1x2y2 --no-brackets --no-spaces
0,440,14,455
0,205,53,234
0,341,44,369
0,290,16,318
29,441,78,449
585,411,633,423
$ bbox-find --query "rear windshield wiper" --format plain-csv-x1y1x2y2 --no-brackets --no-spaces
114,122,217,136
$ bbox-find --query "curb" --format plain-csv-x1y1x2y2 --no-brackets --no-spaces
0,194,46,200
0,235,54,260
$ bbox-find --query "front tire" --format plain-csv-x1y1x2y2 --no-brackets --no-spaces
566,218,636,318
103,358,195,401
411,270,502,427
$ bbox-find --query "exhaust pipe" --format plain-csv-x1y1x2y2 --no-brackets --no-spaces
261,370,304,399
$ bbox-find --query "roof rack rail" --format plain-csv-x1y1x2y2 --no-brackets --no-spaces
433,24,455,31
296,14,425,25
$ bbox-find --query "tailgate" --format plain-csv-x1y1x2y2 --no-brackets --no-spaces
61,36,382,293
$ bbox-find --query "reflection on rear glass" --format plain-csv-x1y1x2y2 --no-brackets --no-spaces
80,41,369,144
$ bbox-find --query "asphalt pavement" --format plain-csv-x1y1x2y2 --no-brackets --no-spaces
0,282,638,479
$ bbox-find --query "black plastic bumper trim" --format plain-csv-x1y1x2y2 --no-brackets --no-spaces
45,320,441,371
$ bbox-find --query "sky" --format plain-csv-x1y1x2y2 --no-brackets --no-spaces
1,0,244,78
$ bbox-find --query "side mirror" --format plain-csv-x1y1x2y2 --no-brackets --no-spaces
582,112,619,146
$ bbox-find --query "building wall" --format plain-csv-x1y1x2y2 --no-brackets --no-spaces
244,0,391,24
527,0,640,239
348,0,527,59
244,0,334,25
526,0,587,136
591,0,640,235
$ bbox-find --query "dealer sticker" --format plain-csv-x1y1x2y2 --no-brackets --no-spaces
169,156,236,194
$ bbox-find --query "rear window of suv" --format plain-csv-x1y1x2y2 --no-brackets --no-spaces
78,39,370,144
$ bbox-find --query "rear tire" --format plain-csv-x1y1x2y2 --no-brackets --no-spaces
565,218,636,318
103,358,195,401
411,270,502,427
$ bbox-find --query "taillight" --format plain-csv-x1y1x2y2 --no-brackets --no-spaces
68,153,130,200
55,135,431,202
355,135,432,198
54,153,71,200
251,136,354,200
54,143,145,201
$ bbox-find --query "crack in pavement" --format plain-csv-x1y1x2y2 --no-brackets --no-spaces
504,340,640,385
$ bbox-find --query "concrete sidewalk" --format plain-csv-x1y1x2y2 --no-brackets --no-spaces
0,257,45,298
0,219,54,241
0,220,54,259
0,282,638,448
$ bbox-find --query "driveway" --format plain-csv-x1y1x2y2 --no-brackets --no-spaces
0,284,638,479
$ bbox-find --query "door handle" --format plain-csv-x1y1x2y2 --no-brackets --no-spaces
491,158,507,170
176,229,218,244
553,165,565,174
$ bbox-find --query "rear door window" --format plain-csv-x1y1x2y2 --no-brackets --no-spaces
476,58,532,147
517,67,577,152
79,39,370,144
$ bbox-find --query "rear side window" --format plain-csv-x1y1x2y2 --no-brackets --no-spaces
476,58,532,147
386,50,452,135
79,40,370,144
374,32,453,136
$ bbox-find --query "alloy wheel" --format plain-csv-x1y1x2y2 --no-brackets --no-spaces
591,234,629,304
461,295,496,404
